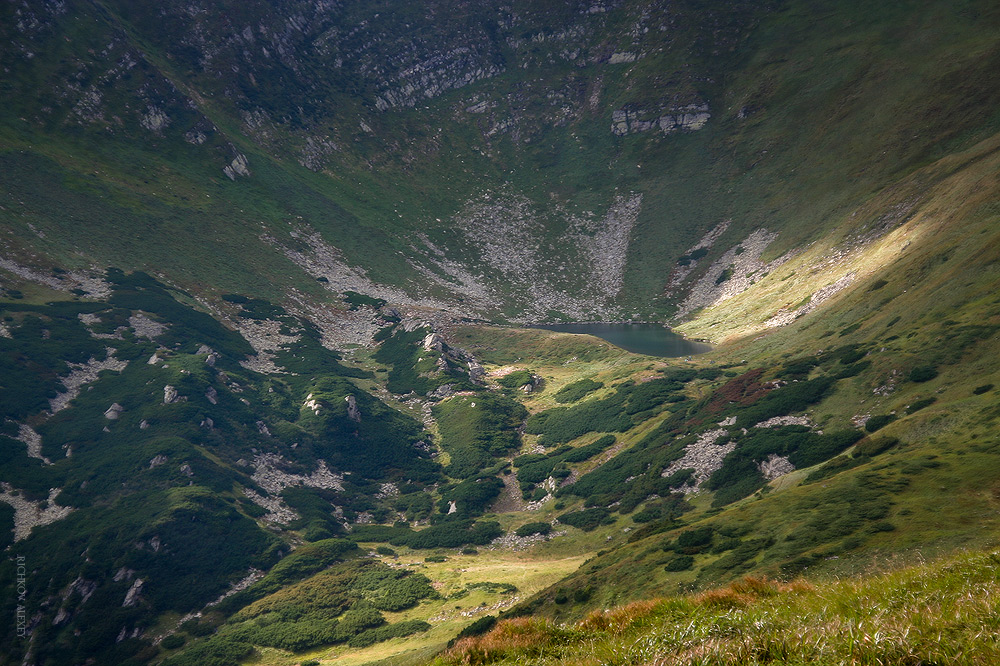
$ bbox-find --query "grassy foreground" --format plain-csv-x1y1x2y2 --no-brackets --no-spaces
438,548,1000,665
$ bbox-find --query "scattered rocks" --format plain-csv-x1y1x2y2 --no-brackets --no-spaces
250,454,344,496
205,568,265,607
759,454,795,481
0,485,74,541
139,105,169,132
244,488,298,524
765,273,856,329
163,385,180,404
14,423,50,464
122,578,144,607
223,153,250,180
345,395,361,422
129,313,166,339
611,103,709,136
0,257,110,298
608,51,639,64
236,318,301,374
754,415,813,429
50,349,128,414
428,383,455,399
489,527,562,552
660,428,734,493
667,221,730,291
676,229,789,319
451,188,642,320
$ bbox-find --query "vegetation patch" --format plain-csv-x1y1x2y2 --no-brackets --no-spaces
553,378,604,403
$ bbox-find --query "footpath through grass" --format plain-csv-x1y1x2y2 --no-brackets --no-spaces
438,548,1000,666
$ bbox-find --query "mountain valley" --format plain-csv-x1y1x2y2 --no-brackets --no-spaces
3,1,1000,665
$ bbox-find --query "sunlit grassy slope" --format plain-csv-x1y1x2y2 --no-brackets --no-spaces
438,548,1000,666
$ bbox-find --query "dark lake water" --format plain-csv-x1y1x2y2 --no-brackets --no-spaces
528,323,711,357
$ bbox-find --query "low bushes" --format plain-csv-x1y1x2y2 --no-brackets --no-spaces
553,378,604,403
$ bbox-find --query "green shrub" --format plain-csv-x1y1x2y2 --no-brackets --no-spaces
865,414,896,432
160,636,254,666
676,526,714,551
663,555,695,572
347,620,430,648
496,369,534,388
906,397,937,413
854,436,900,457
450,616,497,646
554,378,604,403
161,634,186,650
375,546,396,557
558,507,612,532
909,365,938,383
515,522,552,537
973,384,994,395
180,619,216,637
343,291,387,310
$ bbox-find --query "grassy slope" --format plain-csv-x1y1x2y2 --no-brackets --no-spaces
437,547,1000,666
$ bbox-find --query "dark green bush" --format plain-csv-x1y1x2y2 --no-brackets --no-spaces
854,436,900,457
865,414,896,432
909,365,938,383
974,384,994,395
676,526,714,551
347,620,430,648
903,397,936,414
496,370,534,388
343,291,387,310
553,378,604,403
515,522,552,537
558,507,612,532
735,376,836,426
663,555,695,572
451,616,497,646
